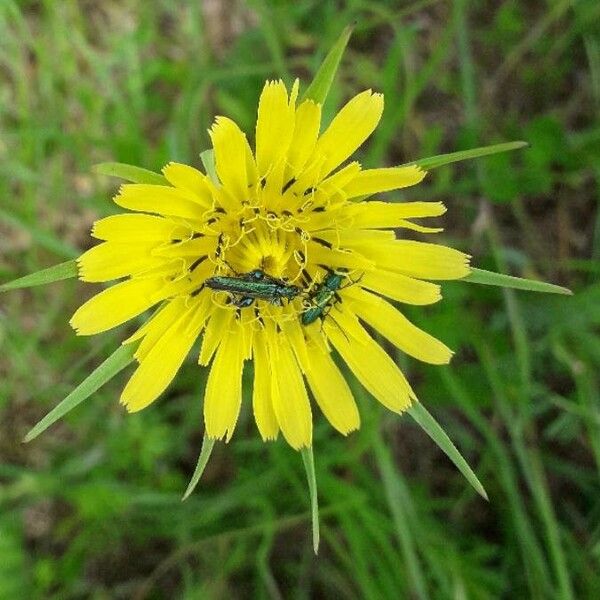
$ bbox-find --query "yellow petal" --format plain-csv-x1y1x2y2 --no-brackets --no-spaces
256,80,297,175
198,306,234,366
203,325,245,441
161,162,213,205
304,348,360,435
77,241,165,282
286,99,321,177
271,335,312,449
349,287,453,364
313,162,362,205
344,166,425,198
209,116,256,201
130,294,211,362
70,277,163,335
360,269,441,305
127,297,187,359
114,184,207,220
396,220,443,234
325,308,415,413
237,308,255,361
279,305,310,370
315,228,395,247
307,242,375,272
121,305,203,412
292,154,326,197
252,326,279,440
348,201,446,228
313,90,384,176
92,214,185,242
152,235,216,258
348,239,471,280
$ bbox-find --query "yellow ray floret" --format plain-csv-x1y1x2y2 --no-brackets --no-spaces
351,239,471,280
313,90,384,177
252,327,279,441
115,184,208,220
70,277,164,335
77,241,167,282
303,348,360,435
209,116,256,202
359,269,441,305
121,304,205,412
349,287,453,364
162,162,214,204
348,201,446,228
256,79,298,174
92,213,185,242
203,327,245,442
270,334,312,450
344,166,426,198
286,99,321,177
325,308,416,413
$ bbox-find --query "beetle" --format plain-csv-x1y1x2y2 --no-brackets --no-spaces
205,269,301,307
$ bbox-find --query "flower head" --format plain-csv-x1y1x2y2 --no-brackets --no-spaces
70,80,470,449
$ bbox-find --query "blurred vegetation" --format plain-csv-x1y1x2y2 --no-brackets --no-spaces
1,0,599,598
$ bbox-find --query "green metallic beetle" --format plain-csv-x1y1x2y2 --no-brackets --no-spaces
301,269,361,326
205,269,301,308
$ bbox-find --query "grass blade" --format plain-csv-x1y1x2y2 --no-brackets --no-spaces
408,402,488,500
302,24,354,105
23,344,136,442
408,141,528,170
373,434,429,599
0,260,78,293
465,267,572,295
182,435,216,501
93,162,168,185
301,447,320,554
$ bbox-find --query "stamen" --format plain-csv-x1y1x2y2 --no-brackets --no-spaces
190,284,204,297
281,177,296,194
189,256,207,272
313,237,333,250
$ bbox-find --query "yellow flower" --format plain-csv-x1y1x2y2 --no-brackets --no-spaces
70,80,470,450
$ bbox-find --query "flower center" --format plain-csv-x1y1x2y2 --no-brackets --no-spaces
211,207,310,284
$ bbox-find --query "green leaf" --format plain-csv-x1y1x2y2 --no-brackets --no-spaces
181,435,216,501
0,260,78,293
465,267,572,295
200,149,219,185
408,141,529,170
24,344,136,443
93,162,168,185
300,447,320,554
302,24,354,105
408,402,488,500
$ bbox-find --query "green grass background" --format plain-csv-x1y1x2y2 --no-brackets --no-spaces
1,0,599,598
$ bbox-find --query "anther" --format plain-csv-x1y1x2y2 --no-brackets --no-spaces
281,178,296,194
189,256,207,272
313,237,333,250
